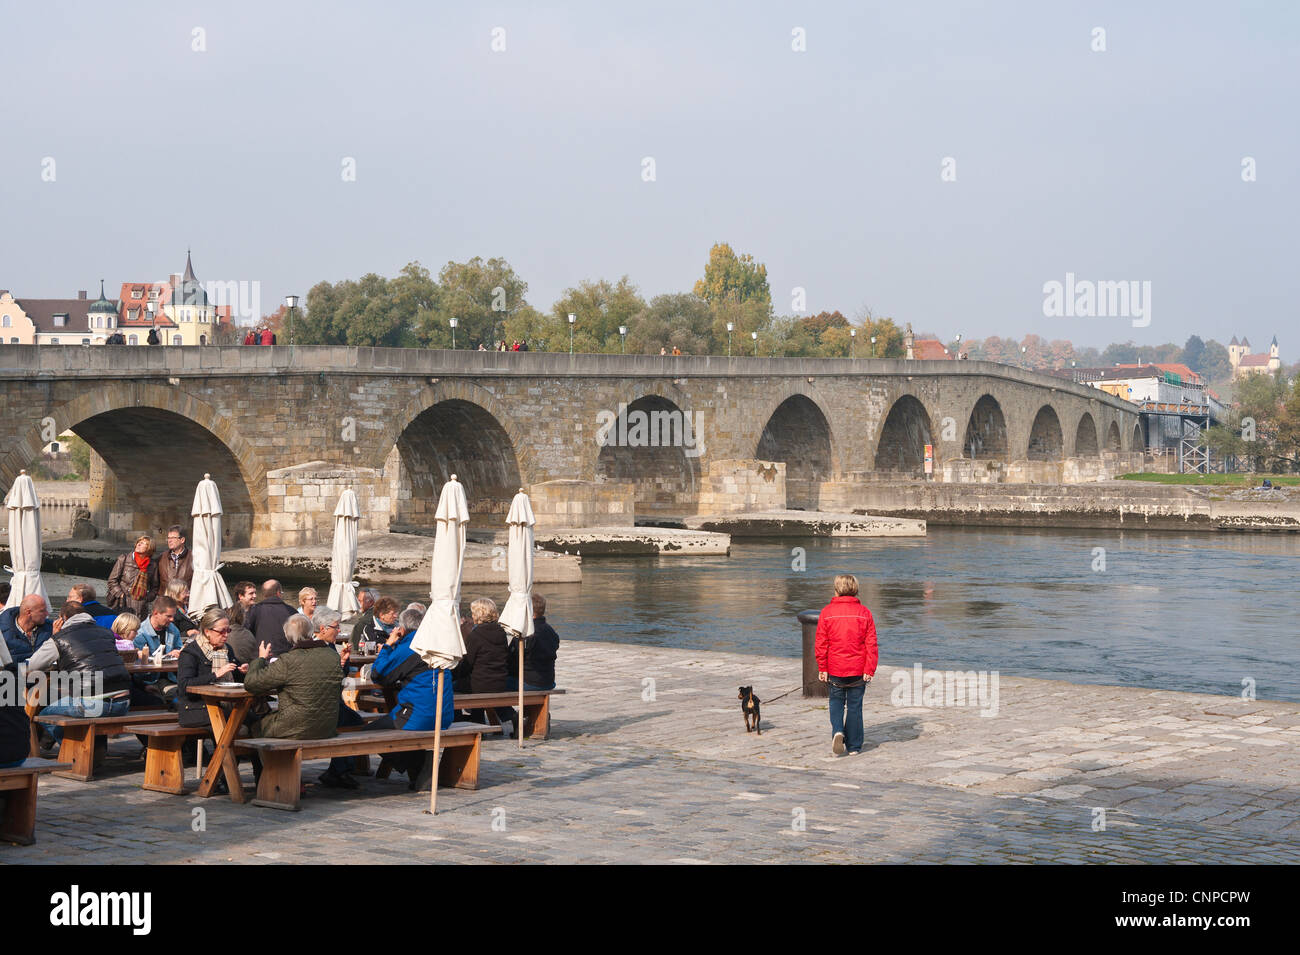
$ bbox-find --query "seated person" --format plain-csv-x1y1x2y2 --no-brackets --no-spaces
244,614,354,788
0,641,30,768
132,597,185,706
110,612,140,651
507,593,561,692
453,597,517,730
164,580,199,639
225,603,258,667
0,595,52,666
70,584,118,629
355,597,400,652
296,587,318,620
372,606,455,731
25,601,131,753
244,580,297,657
345,588,379,652
175,608,249,727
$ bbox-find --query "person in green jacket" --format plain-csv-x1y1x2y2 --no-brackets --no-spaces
245,614,353,786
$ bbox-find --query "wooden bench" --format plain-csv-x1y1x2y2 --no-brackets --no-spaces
457,689,565,740
127,722,212,795
234,723,500,811
0,759,73,845
35,710,177,781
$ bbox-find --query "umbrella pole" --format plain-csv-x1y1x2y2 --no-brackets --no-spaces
429,668,444,815
518,639,525,749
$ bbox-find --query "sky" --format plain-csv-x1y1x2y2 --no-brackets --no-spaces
2,1,1297,351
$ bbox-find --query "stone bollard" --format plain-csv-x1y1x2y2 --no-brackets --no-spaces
798,610,827,698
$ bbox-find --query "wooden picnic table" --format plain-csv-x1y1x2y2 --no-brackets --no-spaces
185,683,258,803
125,661,179,675
348,654,377,666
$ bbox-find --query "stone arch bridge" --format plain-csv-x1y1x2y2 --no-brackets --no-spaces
0,346,1141,547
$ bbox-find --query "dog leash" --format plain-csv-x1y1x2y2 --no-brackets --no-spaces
760,677,872,705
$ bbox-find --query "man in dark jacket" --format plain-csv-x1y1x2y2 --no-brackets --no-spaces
26,602,131,750
814,574,878,758
157,526,194,594
0,595,53,665
69,584,117,629
0,640,30,767
244,580,297,657
507,593,560,691
244,614,353,785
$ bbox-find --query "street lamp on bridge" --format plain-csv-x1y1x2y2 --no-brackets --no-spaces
568,312,576,355
850,327,856,358
870,335,877,358
285,294,299,346
726,322,734,357
751,330,758,356
449,316,458,349
619,325,627,353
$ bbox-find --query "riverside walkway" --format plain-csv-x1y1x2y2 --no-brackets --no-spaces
8,641,1299,864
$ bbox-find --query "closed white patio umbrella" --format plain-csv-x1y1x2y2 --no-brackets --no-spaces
410,474,469,813
188,473,232,612
326,489,361,614
4,470,50,612
499,489,535,749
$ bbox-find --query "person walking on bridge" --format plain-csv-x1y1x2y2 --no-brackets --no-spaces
815,574,878,757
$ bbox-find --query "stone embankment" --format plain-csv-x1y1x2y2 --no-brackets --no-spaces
685,510,925,537
42,533,583,586
819,481,1300,531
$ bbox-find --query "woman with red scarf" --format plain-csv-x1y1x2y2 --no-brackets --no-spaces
107,534,160,616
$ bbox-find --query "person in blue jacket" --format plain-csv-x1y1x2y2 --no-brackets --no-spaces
370,607,454,731
0,595,53,665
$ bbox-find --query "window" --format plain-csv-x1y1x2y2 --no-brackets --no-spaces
81,338,90,345
50,337,59,344
199,335,207,345
53,314,66,327
128,335,138,345
8,337,17,344
172,335,182,345
1,315,9,327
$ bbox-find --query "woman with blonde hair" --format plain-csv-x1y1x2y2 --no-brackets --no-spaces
110,612,141,650
453,597,517,731
106,534,159,616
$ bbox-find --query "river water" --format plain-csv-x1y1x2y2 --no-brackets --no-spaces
47,527,1296,702
392,527,1298,703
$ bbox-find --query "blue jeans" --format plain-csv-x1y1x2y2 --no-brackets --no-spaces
42,696,130,744
827,679,865,753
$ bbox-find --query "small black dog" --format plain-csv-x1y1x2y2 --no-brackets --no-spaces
738,686,761,735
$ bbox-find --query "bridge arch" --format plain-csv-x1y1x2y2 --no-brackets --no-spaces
874,394,934,476
385,382,528,529
754,389,836,510
1131,421,1145,451
595,392,702,518
1027,405,1064,460
1074,412,1099,456
1106,420,1122,451
961,394,1009,460
1,383,268,547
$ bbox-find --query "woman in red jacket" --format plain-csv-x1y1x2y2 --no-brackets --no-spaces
814,574,878,756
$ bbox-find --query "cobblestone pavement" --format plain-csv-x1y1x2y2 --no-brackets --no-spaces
7,641,1299,863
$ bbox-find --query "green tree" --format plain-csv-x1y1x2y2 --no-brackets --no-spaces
693,243,772,309
426,257,529,349
550,277,647,353
1181,334,1206,372
627,294,714,355
1199,340,1233,383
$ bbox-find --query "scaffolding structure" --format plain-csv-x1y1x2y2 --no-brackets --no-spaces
1138,401,1213,474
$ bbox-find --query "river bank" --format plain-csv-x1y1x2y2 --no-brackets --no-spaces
818,480,1300,531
